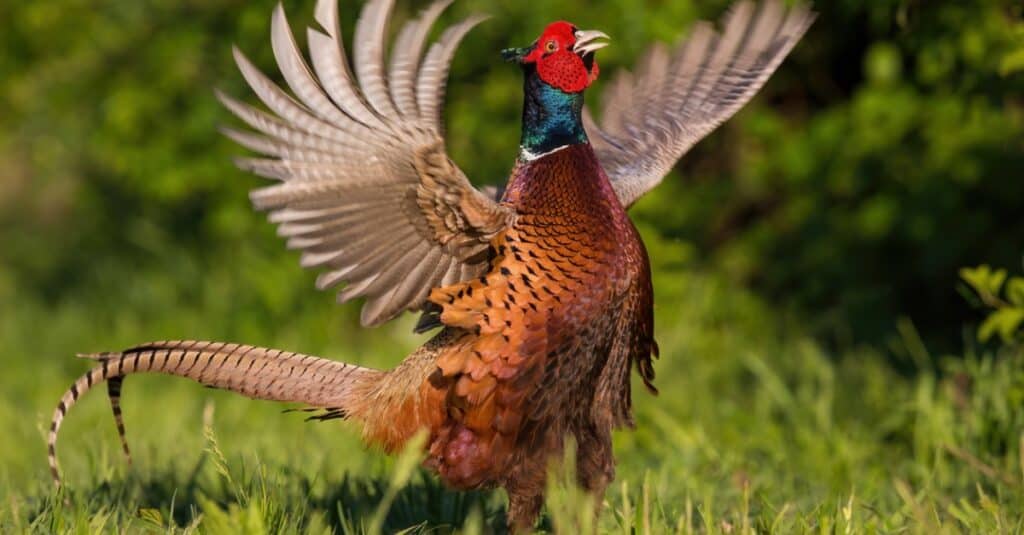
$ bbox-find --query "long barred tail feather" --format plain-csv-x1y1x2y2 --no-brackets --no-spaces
49,340,381,487
106,376,131,464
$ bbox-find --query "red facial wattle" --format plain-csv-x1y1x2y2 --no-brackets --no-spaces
522,21,602,94
537,52,593,93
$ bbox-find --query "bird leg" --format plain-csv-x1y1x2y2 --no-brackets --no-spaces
506,490,545,533
575,426,616,518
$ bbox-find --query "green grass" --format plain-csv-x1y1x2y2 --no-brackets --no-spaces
2,0,1022,531
2,237,1024,533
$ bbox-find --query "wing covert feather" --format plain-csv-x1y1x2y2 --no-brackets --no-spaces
586,0,814,208
222,0,509,326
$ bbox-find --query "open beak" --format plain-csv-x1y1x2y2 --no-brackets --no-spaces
573,30,610,56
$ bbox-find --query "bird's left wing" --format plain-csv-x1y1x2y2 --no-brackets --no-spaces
219,0,511,326
584,0,815,209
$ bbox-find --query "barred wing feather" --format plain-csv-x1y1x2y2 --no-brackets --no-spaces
220,0,509,326
585,0,815,208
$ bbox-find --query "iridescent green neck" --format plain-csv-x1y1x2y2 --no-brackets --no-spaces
519,67,587,159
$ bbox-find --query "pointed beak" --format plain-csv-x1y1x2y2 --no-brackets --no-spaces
573,29,610,56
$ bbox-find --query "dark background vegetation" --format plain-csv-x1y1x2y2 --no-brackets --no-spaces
1,0,1021,352
1,0,1023,532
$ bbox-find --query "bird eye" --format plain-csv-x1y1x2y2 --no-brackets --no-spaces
545,40,557,53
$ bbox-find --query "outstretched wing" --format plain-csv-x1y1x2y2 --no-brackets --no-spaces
584,0,815,208
219,0,510,327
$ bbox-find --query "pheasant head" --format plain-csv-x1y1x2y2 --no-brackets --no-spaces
502,22,608,93
504,22,610,158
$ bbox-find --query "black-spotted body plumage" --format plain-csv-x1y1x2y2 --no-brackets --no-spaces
47,0,813,531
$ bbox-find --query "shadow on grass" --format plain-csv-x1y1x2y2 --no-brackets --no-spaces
20,450,543,534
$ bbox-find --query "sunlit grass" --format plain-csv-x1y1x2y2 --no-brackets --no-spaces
2,253,1023,533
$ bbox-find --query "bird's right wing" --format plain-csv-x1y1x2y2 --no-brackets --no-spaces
584,1,815,209
220,0,511,327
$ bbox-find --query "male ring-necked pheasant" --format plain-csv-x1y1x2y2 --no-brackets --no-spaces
48,0,812,530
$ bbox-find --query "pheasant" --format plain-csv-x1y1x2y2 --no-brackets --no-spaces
47,0,813,530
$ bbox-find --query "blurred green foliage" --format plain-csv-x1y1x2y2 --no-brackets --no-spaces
630,1,1024,349
1,0,1022,351
961,264,1024,344
2,1,1024,530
